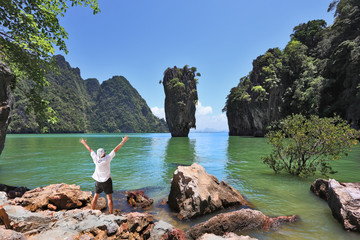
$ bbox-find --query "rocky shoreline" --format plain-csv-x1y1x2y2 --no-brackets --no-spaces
0,164,300,239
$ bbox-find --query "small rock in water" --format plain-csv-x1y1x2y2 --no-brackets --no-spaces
126,190,154,209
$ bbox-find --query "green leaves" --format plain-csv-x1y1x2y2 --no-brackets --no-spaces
0,0,99,132
263,114,360,177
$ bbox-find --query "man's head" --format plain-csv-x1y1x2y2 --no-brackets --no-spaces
97,148,105,158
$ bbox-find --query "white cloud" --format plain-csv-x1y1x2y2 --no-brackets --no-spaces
194,112,228,132
151,106,165,119
151,103,228,132
196,101,213,115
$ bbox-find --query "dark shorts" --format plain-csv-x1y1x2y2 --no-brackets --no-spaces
95,178,113,194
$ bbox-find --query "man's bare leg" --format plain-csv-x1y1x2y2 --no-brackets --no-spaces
91,193,100,210
107,194,113,214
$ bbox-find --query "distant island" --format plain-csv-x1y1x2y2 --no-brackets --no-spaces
8,55,168,133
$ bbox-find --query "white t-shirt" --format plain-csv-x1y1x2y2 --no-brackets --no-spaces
91,150,115,182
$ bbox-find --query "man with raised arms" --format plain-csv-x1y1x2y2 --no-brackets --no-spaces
80,136,129,214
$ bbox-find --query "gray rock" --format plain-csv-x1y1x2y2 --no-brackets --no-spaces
149,220,175,240
327,179,360,231
168,163,250,220
0,227,27,240
198,233,257,240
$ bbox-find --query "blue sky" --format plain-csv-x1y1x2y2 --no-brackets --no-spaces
58,0,335,132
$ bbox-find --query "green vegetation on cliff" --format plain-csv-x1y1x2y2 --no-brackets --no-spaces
224,0,360,135
8,55,168,133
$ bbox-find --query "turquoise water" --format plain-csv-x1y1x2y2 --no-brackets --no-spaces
1,132,359,239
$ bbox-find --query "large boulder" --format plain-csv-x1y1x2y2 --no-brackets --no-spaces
327,179,360,231
162,66,198,137
186,209,297,240
168,163,250,220
9,183,95,211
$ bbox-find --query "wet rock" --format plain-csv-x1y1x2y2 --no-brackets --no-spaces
9,183,93,211
168,163,250,220
310,179,329,201
198,233,257,240
186,209,297,240
150,220,186,240
0,227,27,240
327,179,360,232
0,184,29,199
126,190,154,209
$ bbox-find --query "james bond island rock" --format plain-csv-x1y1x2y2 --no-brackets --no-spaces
0,62,15,155
126,190,154,209
311,179,360,232
9,183,96,212
327,179,360,232
224,1,360,136
168,163,250,220
162,66,200,137
186,209,297,240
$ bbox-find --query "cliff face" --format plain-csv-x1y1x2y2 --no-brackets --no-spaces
162,66,199,137
0,62,15,154
226,49,284,136
225,0,360,136
8,55,168,133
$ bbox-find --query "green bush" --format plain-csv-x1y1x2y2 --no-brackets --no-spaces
262,114,359,176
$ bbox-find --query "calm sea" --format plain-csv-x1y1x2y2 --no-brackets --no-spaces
1,132,359,239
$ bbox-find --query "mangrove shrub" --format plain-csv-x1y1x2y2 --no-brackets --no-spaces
262,114,359,176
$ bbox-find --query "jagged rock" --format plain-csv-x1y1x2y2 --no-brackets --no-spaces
0,62,15,155
168,163,250,220
186,209,297,240
310,179,329,201
150,220,186,240
4,199,155,239
9,183,94,211
162,66,199,137
126,190,154,209
198,233,257,240
0,208,11,229
327,179,360,232
0,227,26,240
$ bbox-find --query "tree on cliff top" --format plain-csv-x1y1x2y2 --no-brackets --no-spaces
262,114,359,177
0,0,100,128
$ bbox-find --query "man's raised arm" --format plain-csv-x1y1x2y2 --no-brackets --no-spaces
80,138,93,153
113,135,129,153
